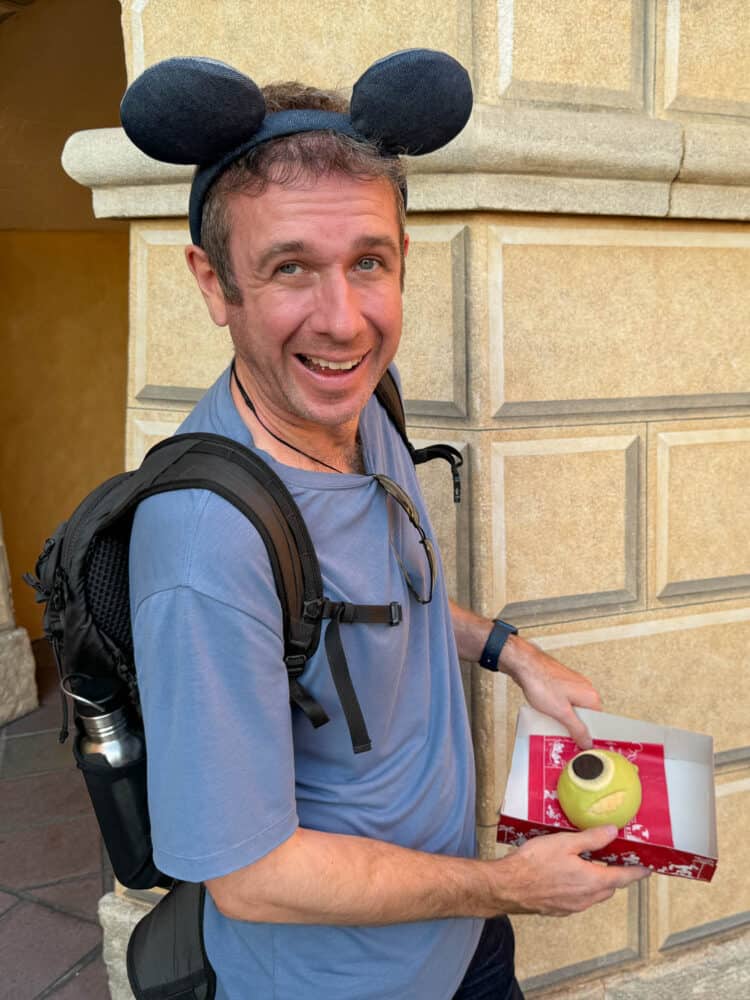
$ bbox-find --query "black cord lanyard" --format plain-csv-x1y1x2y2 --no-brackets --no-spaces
231,360,346,475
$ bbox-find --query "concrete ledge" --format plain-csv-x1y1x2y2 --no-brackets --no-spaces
99,891,148,1000
61,105,688,222
0,627,37,726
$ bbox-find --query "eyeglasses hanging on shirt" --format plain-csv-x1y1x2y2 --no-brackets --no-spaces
372,473,436,606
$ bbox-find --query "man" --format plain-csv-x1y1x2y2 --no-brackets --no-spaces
127,53,649,1000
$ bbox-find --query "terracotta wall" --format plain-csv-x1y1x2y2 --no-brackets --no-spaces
0,231,129,636
0,0,128,637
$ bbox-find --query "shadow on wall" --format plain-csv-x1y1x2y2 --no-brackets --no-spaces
0,0,129,638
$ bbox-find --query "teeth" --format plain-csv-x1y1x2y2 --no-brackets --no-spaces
304,355,363,371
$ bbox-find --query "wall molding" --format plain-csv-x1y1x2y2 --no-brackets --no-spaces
60,103,747,224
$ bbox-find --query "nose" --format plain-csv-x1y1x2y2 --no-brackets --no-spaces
309,270,364,341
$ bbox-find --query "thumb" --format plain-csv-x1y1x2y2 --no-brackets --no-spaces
571,824,618,854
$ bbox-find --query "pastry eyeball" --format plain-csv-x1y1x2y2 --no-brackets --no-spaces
557,750,642,830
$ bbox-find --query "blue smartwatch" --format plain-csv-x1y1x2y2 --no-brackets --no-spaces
479,618,518,672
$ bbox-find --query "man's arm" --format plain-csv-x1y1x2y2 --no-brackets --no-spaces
449,600,601,748
207,823,648,924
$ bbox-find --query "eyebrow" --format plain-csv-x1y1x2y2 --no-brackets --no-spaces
255,234,401,273
256,240,306,272
351,234,401,256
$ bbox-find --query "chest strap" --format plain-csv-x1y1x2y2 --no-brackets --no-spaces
289,599,403,754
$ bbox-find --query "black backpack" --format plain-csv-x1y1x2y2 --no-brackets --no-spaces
25,371,462,999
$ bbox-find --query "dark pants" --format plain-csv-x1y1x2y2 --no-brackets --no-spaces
452,916,524,1000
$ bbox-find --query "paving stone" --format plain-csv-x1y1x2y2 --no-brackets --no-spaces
0,767,90,833
0,813,101,890
605,930,750,999
49,953,110,999
2,694,62,736
0,890,17,916
0,729,72,779
30,873,104,923
0,900,100,1000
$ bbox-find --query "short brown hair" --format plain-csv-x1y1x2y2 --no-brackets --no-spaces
201,82,407,304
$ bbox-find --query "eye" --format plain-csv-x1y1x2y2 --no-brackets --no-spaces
565,751,615,791
356,257,380,272
277,262,302,275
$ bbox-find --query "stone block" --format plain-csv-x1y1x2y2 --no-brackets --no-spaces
129,224,234,409
678,124,750,188
126,409,184,471
513,881,641,991
493,0,646,110
0,627,37,727
657,0,750,118
99,891,148,1000
652,763,750,952
122,0,470,88
487,224,750,422
498,606,750,776
413,437,470,605
0,513,14,631
650,419,750,605
669,123,750,220
400,223,468,418
488,428,643,623
669,183,750,222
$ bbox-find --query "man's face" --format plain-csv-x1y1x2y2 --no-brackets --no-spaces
219,173,407,435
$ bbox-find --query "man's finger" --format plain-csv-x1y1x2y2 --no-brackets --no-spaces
607,864,651,887
570,824,619,853
573,686,602,712
560,706,593,749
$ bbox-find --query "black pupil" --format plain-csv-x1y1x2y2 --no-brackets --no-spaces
572,753,604,781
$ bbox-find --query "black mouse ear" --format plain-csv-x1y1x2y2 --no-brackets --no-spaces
350,49,472,156
120,57,266,165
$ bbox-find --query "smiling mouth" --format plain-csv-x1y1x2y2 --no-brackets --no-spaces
298,353,366,374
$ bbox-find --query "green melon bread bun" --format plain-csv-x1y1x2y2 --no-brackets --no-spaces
557,749,642,830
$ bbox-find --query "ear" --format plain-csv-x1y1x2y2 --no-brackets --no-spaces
185,245,230,327
121,57,266,164
351,49,472,156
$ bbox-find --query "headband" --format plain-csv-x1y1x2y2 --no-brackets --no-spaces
120,49,473,245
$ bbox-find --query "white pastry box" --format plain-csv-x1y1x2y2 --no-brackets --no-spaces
497,706,718,882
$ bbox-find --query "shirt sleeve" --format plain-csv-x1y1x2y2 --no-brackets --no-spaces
130,492,299,882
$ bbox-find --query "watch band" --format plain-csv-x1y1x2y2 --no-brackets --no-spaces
479,618,519,672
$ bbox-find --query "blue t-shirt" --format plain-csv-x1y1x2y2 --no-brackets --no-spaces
130,367,482,999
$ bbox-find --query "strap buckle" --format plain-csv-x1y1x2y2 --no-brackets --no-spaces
302,599,323,621
284,653,307,677
389,602,402,626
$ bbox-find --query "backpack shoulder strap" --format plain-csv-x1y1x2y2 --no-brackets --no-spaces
135,433,330,727
374,369,464,503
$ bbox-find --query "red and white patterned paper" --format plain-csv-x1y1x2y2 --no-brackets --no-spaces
528,735,673,846
497,734,717,881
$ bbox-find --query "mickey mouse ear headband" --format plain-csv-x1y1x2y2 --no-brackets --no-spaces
120,49,473,246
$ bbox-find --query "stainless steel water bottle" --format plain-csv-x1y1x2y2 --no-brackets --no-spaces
75,677,145,767
70,675,168,890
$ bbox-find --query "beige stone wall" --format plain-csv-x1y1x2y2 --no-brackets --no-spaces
73,2,750,997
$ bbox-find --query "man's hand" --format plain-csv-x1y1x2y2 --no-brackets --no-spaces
448,602,601,748
498,634,601,748
499,826,650,917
